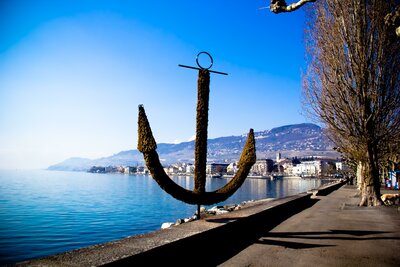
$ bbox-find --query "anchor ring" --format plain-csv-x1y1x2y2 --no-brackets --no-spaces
196,51,213,70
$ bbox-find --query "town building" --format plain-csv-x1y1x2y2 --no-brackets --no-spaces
250,159,274,176
227,162,238,175
291,159,338,177
292,160,322,177
186,164,195,174
124,166,137,174
206,163,229,175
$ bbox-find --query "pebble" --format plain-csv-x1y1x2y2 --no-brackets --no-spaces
161,222,174,229
160,201,256,229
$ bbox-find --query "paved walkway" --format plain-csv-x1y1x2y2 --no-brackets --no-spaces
218,185,400,267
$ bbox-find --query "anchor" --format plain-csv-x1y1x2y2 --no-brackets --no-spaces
137,52,256,217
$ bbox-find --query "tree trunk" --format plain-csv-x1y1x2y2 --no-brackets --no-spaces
359,145,383,206
356,161,364,190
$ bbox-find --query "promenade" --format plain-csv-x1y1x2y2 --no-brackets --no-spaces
218,185,400,267
16,183,399,267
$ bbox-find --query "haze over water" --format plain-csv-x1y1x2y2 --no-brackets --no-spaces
0,169,330,265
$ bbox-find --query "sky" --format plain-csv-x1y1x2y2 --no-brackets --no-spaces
0,0,310,169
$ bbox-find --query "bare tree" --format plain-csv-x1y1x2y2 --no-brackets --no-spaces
269,0,400,37
302,0,400,206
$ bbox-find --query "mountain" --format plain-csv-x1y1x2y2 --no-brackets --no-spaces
48,123,339,171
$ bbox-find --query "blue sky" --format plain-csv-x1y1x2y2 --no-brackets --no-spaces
0,0,309,169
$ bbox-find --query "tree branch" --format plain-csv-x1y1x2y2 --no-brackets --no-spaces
385,4,400,37
270,0,317,14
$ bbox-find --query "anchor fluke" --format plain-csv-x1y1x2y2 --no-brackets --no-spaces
238,128,256,169
138,105,157,153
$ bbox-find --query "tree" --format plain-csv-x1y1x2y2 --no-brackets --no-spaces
269,0,400,37
302,0,400,206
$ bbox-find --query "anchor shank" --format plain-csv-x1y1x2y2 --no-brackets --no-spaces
194,69,210,194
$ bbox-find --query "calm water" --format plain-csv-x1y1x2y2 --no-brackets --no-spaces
0,169,330,265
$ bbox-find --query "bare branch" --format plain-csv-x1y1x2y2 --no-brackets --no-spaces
270,0,317,14
385,4,400,37
270,1,399,38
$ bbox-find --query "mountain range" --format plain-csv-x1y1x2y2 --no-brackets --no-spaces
48,123,340,172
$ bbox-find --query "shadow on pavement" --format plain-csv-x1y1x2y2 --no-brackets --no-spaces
266,230,392,237
257,238,335,249
260,230,400,248
102,196,319,267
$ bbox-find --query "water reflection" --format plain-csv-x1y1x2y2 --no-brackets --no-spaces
170,175,329,206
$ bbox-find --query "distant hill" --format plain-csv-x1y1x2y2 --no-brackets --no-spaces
48,123,339,171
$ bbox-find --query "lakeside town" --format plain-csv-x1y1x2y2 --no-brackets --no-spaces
88,152,347,179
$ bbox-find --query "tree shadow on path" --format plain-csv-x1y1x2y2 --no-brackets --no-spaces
257,230,399,250
103,196,319,267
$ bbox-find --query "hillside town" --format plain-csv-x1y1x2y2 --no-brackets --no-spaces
88,152,346,179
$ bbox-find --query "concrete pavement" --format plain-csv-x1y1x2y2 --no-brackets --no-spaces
218,185,400,267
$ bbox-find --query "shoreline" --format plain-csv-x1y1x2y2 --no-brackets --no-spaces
16,180,349,267
0,170,341,266
14,180,347,267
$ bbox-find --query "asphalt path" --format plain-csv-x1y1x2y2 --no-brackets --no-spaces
218,185,400,267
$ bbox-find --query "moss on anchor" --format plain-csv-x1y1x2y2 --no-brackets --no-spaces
137,63,256,207
194,69,210,194
137,105,157,153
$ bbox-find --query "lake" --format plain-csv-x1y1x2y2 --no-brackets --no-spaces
0,169,331,265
